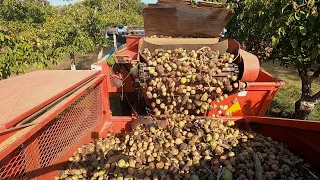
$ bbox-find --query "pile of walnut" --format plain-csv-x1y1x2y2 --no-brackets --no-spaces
141,47,241,117
56,115,318,180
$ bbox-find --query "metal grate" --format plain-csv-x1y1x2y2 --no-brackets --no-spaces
0,82,103,179
110,74,122,88
36,83,102,167
0,146,35,180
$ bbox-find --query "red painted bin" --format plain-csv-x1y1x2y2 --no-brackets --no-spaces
207,70,285,117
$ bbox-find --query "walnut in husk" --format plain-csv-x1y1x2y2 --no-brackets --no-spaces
57,115,319,180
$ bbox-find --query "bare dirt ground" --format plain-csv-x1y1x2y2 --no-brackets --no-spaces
50,48,110,70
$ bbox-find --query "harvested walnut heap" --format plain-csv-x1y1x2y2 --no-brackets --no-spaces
57,114,319,180
142,47,241,117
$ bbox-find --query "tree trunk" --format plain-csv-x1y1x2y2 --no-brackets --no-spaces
293,69,320,120
97,46,104,60
70,52,76,70
1,71,8,79
293,99,317,120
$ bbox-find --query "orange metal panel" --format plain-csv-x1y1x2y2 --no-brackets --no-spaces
244,116,320,170
0,70,99,130
0,74,107,180
0,75,105,161
245,116,320,131
126,36,141,47
239,49,260,82
207,70,285,117
115,36,140,63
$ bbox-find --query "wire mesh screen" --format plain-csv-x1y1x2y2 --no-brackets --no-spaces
110,74,122,88
0,146,35,180
0,82,103,180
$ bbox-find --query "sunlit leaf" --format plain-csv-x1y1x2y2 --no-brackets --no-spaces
294,12,301,20
291,38,298,48
308,0,315,7
0,33,4,41
299,26,307,36
272,35,279,46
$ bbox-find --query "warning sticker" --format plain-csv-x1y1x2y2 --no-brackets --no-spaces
91,65,102,71
238,91,247,97
226,102,243,116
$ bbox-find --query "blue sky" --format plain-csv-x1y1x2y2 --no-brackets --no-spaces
48,0,157,6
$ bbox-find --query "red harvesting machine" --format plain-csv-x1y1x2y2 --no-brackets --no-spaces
1,1,320,179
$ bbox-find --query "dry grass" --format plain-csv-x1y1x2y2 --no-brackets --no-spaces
49,50,101,70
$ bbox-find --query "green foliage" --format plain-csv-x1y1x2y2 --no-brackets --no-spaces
0,0,143,79
0,0,52,24
225,0,320,118
226,0,320,70
107,55,116,66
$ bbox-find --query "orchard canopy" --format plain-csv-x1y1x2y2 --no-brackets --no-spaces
0,0,143,79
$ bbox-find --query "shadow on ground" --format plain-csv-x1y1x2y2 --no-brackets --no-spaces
266,100,294,119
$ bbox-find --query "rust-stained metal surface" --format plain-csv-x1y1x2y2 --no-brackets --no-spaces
0,70,99,130
143,0,233,38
